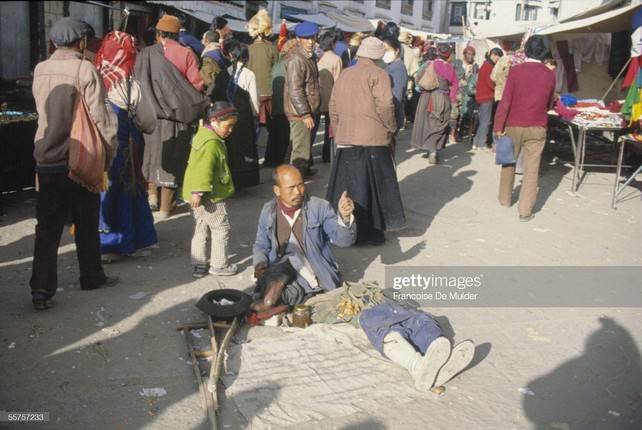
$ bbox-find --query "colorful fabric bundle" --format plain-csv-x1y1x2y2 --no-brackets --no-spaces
94,31,137,92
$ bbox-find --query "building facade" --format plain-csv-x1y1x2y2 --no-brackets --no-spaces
457,0,639,38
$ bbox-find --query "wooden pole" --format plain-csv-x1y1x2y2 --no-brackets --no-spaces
601,57,632,103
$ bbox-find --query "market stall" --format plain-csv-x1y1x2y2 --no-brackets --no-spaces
483,3,642,198
0,78,37,194
549,103,633,192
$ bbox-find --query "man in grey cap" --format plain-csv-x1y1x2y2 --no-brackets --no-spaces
284,21,321,178
30,17,119,310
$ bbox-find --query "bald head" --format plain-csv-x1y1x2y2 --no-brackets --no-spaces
272,164,300,186
273,164,305,208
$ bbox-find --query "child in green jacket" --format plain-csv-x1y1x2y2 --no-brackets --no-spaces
182,102,239,278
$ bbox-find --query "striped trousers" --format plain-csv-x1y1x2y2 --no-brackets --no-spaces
189,201,230,268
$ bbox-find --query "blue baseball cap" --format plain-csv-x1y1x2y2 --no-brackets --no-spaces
294,22,319,38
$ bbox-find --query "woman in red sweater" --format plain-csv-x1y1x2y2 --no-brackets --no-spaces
473,47,503,151
493,36,556,222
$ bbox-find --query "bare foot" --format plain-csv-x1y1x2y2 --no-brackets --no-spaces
263,279,286,307
250,299,272,312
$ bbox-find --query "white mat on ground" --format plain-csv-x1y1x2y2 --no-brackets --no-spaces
221,323,431,429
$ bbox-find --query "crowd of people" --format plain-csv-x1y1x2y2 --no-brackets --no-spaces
28,10,559,392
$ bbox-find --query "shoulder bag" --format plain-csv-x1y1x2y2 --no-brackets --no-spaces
417,61,439,91
68,60,108,193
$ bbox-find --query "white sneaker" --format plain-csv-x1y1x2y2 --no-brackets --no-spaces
208,264,237,276
413,336,451,392
433,340,475,387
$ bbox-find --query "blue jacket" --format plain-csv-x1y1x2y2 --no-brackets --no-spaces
252,195,357,293
179,31,204,56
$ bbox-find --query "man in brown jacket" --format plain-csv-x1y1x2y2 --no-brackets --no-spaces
327,37,405,245
284,21,321,178
30,17,119,310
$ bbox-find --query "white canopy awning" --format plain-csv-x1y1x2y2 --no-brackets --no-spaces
481,2,642,41
538,2,642,35
326,11,375,33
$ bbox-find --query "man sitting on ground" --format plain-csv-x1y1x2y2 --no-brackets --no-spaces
251,164,356,311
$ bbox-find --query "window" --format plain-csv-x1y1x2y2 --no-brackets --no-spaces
524,5,538,21
473,3,487,20
550,7,558,19
515,4,522,20
422,0,433,20
376,0,391,10
401,0,414,16
450,2,467,26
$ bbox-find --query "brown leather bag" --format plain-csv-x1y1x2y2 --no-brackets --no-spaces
417,61,439,91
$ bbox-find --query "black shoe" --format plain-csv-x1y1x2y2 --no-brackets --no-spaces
305,168,318,178
193,264,209,279
82,276,119,290
32,291,53,310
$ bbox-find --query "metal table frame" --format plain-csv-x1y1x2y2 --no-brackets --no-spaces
561,119,632,192
612,135,642,209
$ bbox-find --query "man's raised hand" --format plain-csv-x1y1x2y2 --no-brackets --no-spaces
338,190,354,220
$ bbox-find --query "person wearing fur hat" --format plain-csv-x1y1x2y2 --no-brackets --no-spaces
327,37,405,246
246,9,280,146
450,45,479,143
30,17,120,309
410,43,458,164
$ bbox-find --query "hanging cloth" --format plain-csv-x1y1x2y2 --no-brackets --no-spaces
556,40,579,93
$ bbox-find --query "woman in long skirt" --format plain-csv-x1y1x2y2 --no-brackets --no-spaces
95,31,158,261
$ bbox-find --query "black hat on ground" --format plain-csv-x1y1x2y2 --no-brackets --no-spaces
195,289,252,320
